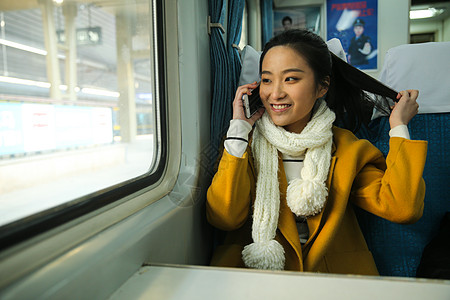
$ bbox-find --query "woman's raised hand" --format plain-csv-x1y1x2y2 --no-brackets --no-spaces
389,89,419,128
232,82,265,126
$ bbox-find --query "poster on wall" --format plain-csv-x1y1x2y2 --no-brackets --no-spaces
273,7,321,37
327,0,378,70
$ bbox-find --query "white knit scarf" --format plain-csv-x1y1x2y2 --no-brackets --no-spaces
242,99,336,270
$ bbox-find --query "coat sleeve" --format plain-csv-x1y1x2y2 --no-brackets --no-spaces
350,137,427,224
206,149,253,231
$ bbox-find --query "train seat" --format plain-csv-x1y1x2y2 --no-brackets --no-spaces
355,41,450,277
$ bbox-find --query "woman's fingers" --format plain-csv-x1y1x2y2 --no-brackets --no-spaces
408,89,419,101
232,82,259,122
396,89,419,102
249,107,265,124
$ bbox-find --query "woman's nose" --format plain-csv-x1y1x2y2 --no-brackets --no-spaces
270,83,286,100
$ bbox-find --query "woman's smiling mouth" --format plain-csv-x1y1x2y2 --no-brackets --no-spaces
271,104,292,112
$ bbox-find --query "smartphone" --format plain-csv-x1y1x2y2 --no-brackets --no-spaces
242,85,263,119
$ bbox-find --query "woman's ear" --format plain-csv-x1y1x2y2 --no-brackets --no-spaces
317,76,330,98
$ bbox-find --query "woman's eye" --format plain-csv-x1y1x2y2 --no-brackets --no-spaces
286,77,298,82
261,78,271,83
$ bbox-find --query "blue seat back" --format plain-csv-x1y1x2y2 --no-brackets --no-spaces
356,113,450,277
355,42,450,277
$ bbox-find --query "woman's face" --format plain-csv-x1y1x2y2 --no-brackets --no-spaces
353,25,364,37
260,46,328,133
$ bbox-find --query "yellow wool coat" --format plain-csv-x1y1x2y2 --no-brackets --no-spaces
206,126,427,275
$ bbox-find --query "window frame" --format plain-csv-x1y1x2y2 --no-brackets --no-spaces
0,0,168,252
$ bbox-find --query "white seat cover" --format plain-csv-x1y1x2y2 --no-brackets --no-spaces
379,42,450,114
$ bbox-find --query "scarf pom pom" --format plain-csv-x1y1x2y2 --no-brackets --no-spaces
242,240,285,270
286,178,328,217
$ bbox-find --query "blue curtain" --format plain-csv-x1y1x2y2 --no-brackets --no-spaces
208,0,230,165
260,0,273,47
208,0,245,169
227,0,245,95
208,0,245,251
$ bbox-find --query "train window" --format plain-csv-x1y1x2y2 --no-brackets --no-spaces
0,0,165,246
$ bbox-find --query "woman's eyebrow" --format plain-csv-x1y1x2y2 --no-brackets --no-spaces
282,68,305,74
261,68,305,75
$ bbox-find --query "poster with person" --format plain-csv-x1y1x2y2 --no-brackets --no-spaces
273,7,321,37
326,0,378,70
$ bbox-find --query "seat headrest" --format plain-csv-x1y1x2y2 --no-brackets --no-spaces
380,42,450,114
238,45,261,86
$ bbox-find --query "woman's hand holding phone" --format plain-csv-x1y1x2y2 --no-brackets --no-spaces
232,82,265,126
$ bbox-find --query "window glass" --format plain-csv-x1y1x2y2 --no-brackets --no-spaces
0,0,158,227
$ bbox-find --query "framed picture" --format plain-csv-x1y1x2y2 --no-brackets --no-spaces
326,0,378,70
273,6,321,37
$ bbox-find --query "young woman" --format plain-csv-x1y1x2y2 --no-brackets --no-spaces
206,30,427,275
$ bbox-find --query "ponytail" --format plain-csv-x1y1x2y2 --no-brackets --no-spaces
326,53,396,133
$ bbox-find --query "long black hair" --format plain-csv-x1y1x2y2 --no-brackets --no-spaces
259,29,395,133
